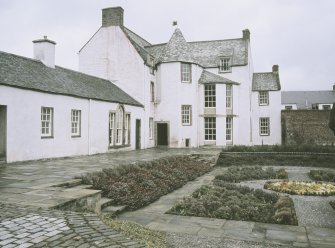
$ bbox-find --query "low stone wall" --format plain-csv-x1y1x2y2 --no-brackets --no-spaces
281,110,335,145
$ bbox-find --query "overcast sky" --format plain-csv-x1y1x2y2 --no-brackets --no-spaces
1,0,334,91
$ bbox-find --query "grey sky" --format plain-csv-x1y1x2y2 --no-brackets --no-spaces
1,0,334,91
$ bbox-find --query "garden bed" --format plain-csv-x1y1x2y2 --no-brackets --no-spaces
214,166,287,183
81,156,211,210
264,180,335,196
309,170,335,182
167,183,297,225
217,152,335,168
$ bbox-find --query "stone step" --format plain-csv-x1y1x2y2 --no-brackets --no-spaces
53,178,83,188
99,197,114,209
101,205,127,217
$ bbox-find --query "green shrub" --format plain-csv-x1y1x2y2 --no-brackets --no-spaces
81,156,211,210
214,166,288,183
167,184,297,225
309,170,335,182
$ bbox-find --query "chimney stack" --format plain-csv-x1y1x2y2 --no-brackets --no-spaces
272,65,279,73
102,7,124,27
33,36,56,68
243,29,250,40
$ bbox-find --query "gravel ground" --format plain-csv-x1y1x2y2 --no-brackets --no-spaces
166,232,290,248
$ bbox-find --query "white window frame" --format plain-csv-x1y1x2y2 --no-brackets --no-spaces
71,109,81,137
204,117,216,141
226,84,233,109
116,107,124,145
41,107,53,138
259,91,269,106
260,117,270,136
181,63,191,83
226,117,233,141
149,117,153,139
181,105,192,126
109,112,115,146
204,84,216,108
150,81,155,102
124,113,130,145
285,106,293,110
219,57,231,72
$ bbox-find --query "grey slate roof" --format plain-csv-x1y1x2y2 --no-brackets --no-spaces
252,72,281,91
144,28,247,68
0,51,142,107
282,91,335,109
199,70,239,85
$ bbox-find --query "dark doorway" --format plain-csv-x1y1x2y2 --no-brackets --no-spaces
136,119,141,149
157,123,168,146
0,105,7,162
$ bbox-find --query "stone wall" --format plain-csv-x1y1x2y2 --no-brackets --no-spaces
281,110,335,145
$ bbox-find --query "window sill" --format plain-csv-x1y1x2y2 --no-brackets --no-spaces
218,70,231,74
260,134,270,136
181,81,192,83
259,104,269,106
182,124,192,126
71,135,81,138
41,136,54,139
109,144,131,149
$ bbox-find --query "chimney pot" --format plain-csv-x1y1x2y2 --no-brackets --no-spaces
243,29,250,40
32,36,56,68
102,7,124,27
272,65,279,73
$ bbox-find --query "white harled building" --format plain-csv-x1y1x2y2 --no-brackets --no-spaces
79,7,282,149
0,6,282,163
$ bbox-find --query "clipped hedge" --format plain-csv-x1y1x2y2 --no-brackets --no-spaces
167,183,297,225
217,152,335,168
81,156,211,210
309,170,335,182
215,166,287,183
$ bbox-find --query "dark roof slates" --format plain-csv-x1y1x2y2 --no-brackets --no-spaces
0,51,142,107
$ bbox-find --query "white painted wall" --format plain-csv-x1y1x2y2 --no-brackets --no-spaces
0,85,144,162
251,90,281,145
79,26,155,150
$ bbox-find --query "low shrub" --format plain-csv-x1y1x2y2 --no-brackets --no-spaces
167,184,297,225
264,180,335,196
216,152,335,168
223,145,335,153
214,166,288,183
309,170,335,182
81,156,211,210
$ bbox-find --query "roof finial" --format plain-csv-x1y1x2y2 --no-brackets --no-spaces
172,21,178,27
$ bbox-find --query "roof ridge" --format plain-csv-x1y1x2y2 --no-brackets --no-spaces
188,38,243,44
0,50,43,65
123,26,152,46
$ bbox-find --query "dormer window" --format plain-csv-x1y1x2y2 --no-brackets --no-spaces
181,63,191,83
219,57,231,73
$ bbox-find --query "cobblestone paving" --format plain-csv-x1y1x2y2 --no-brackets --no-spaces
0,203,145,248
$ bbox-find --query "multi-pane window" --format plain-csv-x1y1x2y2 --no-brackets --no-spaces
260,117,270,136
71,110,81,136
116,107,124,145
181,63,191,82
219,58,231,72
285,106,293,110
149,57,154,75
204,84,216,107
204,117,216,141
259,91,269,105
41,107,53,137
226,117,233,141
109,112,115,146
149,118,153,139
124,114,130,145
226,84,232,109
150,81,155,102
181,105,192,125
